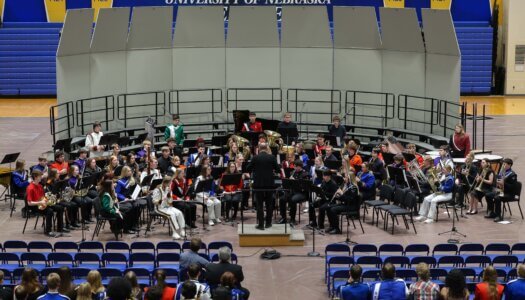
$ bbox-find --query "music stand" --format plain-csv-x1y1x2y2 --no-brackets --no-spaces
402,152,416,163
240,131,259,146
99,134,119,150
406,175,422,194
278,127,299,145
438,186,467,243
324,135,338,147
305,149,315,160
210,156,222,167
0,153,20,170
211,167,226,179
54,138,72,153
325,160,342,171
150,179,163,191
283,168,295,178
114,165,123,177
185,166,201,180
211,135,229,147
183,140,197,148
188,148,198,155
141,174,154,187
194,179,213,230
220,173,243,226
387,166,406,187
383,153,395,166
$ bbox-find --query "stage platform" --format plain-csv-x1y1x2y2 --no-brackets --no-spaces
238,224,305,247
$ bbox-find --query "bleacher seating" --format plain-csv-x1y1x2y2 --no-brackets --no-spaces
325,242,524,298
0,20,492,96
0,239,236,287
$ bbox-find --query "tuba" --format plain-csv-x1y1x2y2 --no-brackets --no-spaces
264,130,284,149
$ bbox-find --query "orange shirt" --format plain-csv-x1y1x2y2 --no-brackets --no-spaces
221,174,243,192
50,161,69,173
348,154,362,170
474,282,503,300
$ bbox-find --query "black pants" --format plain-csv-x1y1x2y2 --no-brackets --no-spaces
255,190,274,227
485,191,500,216
173,201,197,226
223,193,241,219
57,200,79,225
30,205,64,233
327,204,352,229
117,202,139,230
72,196,93,222
311,199,328,227
279,192,306,221
101,211,123,233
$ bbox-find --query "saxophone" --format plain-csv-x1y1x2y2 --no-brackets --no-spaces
427,167,439,193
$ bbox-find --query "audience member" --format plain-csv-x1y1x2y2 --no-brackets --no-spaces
57,266,76,299
340,265,369,300
13,268,44,300
206,247,249,298
409,262,440,300
106,277,132,300
212,286,233,300
144,269,175,300
219,272,246,300
440,269,469,300
176,263,211,300
180,238,209,269
145,285,164,300
87,270,106,300
37,273,69,300
505,264,525,299
369,263,408,300
124,271,143,300
0,270,13,300
181,281,199,300
75,282,92,300
475,266,504,300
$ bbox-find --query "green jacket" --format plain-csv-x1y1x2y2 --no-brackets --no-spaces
164,124,184,145
102,192,116,215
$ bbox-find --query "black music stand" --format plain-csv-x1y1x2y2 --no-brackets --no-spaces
278,127,299,145
283,168,295,178
54,138,72,153
1,153,20,168
305,149,315,160
438,186,467,243
325,160,342,171
324,135,338,147
406,175,422,194
150,179,163,191
240,131,259,146
402,152,416,163
99,134,118,150
194,179,213,230
211,135,229,147
220,173,243,227
383,153,395,166
185,166,201,180
141,174,154,187
300,180,322,257
210,156,222,167
211,167,226,180
388,166,406,187
114,165,123,177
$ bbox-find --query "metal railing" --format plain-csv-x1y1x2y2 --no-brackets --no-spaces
286,89,341,123
439,100,466,137
227,88,282,121
49,101,74,145
117,91,166,128
397,94,440,134
168,89,223,120
75,95,115,135
345,90,395,128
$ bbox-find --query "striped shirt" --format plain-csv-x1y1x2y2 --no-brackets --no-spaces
409,280,440,300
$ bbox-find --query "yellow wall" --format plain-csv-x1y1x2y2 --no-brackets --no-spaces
92,0,113,22
430,0,451,9
384,0,405,8
0,0,4,22
44,0,66,22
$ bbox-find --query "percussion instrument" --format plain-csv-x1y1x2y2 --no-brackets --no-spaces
0,167,12,188
475,154,503,172
453,158,479,165
425,150,440,160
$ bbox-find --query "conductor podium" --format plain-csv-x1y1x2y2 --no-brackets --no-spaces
238,224,305,247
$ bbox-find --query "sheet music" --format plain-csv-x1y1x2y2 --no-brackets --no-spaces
131,185,141,200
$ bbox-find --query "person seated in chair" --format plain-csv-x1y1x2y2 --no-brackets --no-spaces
485,158,518,222
415,165,455,224
175,263,211,300
278,159,310,226
205,247,249,299
324,172,359,234
340,265,369,300
356,162,376,201
370,263,408,300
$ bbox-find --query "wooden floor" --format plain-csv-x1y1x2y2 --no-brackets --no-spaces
1,97,525,300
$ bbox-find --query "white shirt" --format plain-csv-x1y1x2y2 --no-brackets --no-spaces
85,131,104,157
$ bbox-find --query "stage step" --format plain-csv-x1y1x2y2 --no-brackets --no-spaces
238,224,305,247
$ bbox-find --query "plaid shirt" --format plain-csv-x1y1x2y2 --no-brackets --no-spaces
409,280,440,300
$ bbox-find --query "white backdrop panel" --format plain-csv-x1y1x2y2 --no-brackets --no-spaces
173,6,225,48
127,49,173,93
281,48,333,90
333,6,381,49
91,7,130,53
227,6,279,48
226,48,280,89
380,8,424,53
281,6,332,48
127,6,173,50
172,48,225,90
57,9,94,57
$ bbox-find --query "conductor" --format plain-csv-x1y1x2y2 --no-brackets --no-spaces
246,143,281,230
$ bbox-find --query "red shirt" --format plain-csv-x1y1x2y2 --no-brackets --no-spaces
452,133,471,156
171,179,188,200
241,121,262,133
26,182,44,204
144,286,176,300
314,144,326,156
474,282,503,300
221,174,243,192
50,161,69,173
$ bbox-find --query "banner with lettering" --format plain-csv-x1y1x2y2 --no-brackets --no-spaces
0,0,4,22
431,0,451,9
383,0,404,8
92,0,113,21
44,0,66,22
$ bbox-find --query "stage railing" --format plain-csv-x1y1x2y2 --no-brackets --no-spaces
117,91,166,129
345,90,395,128
168,89,223,121
75,95,115,135
286,89,342,124
49,101,74,145
227,88,282,121
439,100,466,137
397,94,440,134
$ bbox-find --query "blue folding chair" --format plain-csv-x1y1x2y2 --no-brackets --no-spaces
405,244,430,258
101,253,128,271
53,241,78,253
156,252,181,272
458,243,485,260
464,255,491,276
378,244,404,260
0,253,21,272
410,256,437,267
40,267,60,283
105,241,130,259
429,268,448,287
156,241,182,254
75,252,101,269
331,269,349,298
432,244,458,261
3,240,28,257
27,241,53,255
395,269,418,285
130,252,156,272
71,268,91,285
154,267,179,286
383,256,410,268
356,256,382,272
130,241,155,254
484,243,511,261
47,252,74,268
98,267,123,285
78,241,104,258
508,268,518,280
326,256,353,293
182,241,207,253
20,252,47,271
492,255,519,274
207,241,233,255
361,269,381,283
437,256,464,272
457,268,478,291
352,244,378,260
0,269,13,284
510,243,525,263
324,243,351,283
125,267,151,286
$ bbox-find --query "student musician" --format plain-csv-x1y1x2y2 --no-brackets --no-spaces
167,137,183,160
140,158,162,189
99,180,132,239
73,148,88,173
449,123,471,158
344,142,362,172
136,140,155,164
169,155,185,175
295,142,309,167
157,146,173,175
419,156,437,196
164,114,185,146
105,155,120,179
235,153,251,210
311,170,338,229
241,112,263,133
110,144,124,165
323,145,338,162
328,115,346,145
26,170,65,237
171,169,197,228
434,145,455,173
84,158,102,178
224,142,240,165
467,158,494,215
50,151,69,176
67,165,94,224
314,134,326,156
85,121,105,157
12,160,29,197
152,176,186,240
220,162,243,221
32,157,49,179
115,166,141,234
406,144,424,166
281,152,295,172
415,165,455,224
254,133,268,155
125,153,140,181
457,152,477,207
311,156,328,185
325,172,359,234
485,158,517,222
356,162,376,201
194,165,221,226
369,148,386,188
45,168,71,233
279,160,310,226
277,112,298,144
186,143,207,167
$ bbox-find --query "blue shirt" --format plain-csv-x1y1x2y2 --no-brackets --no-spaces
37,291,70,300
370,279,408,300
358,171,376,191
340,282,370,300
180,251,209,270
12,170,29,190
440,174,454,193
115,177,131,201
504,278,525,300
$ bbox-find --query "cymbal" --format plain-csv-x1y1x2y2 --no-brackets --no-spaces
264,130,281,138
